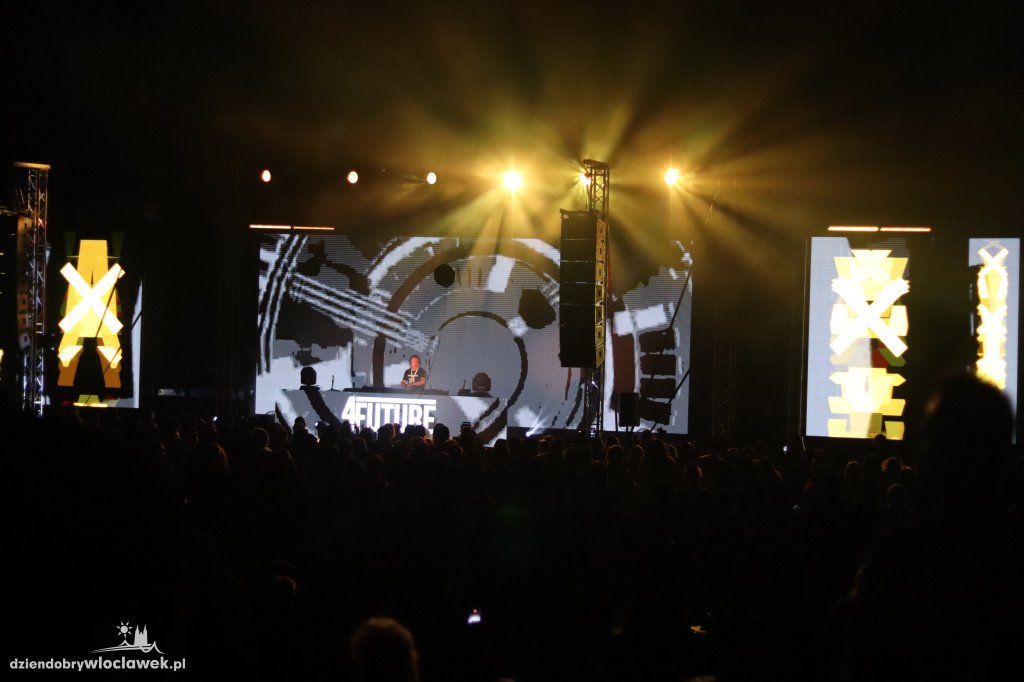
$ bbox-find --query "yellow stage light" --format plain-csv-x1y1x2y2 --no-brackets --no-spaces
664,168,679,185
426,172,437,185
347,171,359,184
580,172,592,187
503,171,522,192
261,169,272,183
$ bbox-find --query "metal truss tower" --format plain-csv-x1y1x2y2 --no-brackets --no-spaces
710,280,737,443
582,159,609,222
13,162,50,414
581,159,609,435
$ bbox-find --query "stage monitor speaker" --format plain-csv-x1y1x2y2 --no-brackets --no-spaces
619,392,640,427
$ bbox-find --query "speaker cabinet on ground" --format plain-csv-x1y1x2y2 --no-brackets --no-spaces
559,211,607,368
618,392,640,426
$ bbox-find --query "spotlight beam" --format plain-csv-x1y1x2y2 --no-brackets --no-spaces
503,171,522,191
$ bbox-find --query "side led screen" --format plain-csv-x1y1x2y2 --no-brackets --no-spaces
806,236,910,439
970,238,1019,414
255,233,692,440
50,235,142,408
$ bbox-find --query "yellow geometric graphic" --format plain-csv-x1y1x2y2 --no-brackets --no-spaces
826,249,909,440
830,250,909,357
827,367,906,439
976,247,1008,388
57,240,124,389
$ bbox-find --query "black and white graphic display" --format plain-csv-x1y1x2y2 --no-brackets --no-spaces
256,234,692,439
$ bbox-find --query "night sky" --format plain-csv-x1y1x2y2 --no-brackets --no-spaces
3,1,1021,432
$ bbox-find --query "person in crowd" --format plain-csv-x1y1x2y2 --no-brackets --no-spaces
841,373,1023,681
349,617,420,682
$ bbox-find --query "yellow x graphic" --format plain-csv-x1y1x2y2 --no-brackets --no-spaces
830,277,909,356
59,262,124,334
978,247,1008,300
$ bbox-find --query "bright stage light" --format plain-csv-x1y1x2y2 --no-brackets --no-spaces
347,171,359,184
664,168,680,185
426,172,437,185
580,172,592,187
261,169,272,183
503,171,522,192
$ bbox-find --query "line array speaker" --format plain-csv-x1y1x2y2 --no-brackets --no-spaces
559,211,606,368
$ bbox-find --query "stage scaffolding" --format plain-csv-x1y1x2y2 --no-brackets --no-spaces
12,162,50,414
581,159,609,436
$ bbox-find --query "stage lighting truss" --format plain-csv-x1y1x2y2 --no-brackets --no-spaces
581,159,609,221
13,162,50,414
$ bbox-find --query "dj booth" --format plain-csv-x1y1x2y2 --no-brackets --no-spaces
280,386,507,443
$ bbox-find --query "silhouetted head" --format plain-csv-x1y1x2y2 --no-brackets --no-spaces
432,422,450,445
350,617,419,682
918,372,1014,510
923,373,1013,450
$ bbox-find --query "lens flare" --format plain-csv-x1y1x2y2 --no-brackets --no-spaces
503,171,522,192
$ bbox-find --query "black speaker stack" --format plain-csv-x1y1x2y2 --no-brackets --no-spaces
559,210,607,368
618,392,640,427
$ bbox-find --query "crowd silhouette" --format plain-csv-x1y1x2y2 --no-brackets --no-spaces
4,372,1021,681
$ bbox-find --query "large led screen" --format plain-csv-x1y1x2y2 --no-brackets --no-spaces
970,238,1019,416
806,236,911,439
49,232,143,408
256,233,692,440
